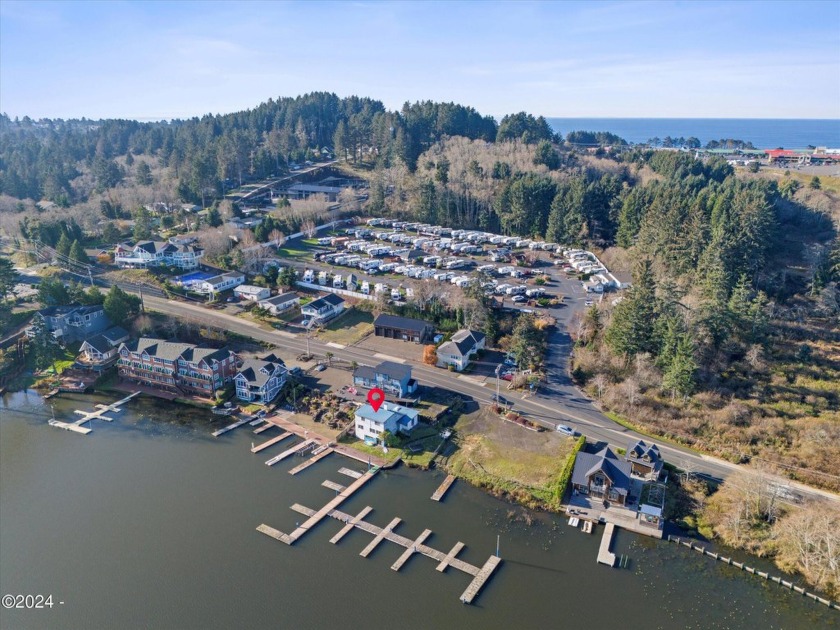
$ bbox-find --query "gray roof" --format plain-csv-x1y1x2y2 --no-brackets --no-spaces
571,446,631,495
81,334,111,354
438,329,485,357
374,314,433,334
354,361,412,383
627,439,661,463
307,293,344,310
123,337,195,361
236,358,287,387
181,346,231,365
102,326,129,344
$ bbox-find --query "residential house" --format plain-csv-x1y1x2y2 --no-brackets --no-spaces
114,240,204,269
234,356,288,404
301,293,345,323
76,326,130,369
373,314,434,343
571,446,632,506
353,361,418,398
27,304,110,343
117,337,238,396
194,271,245,296
233,284,271,302
625,440,664,480
436,329,486,371
354,402,419,444
258,292,301,316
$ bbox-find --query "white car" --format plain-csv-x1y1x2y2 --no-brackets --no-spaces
585,300,594,307
556,424,576,436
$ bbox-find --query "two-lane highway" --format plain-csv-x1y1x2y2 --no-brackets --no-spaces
133,291,839,505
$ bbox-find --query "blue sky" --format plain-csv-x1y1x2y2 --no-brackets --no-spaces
1,0,838,120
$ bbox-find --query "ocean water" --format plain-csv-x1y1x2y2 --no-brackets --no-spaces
547,118,840,149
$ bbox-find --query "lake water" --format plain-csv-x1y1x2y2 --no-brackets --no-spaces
547,118,840,149
1,390,836,629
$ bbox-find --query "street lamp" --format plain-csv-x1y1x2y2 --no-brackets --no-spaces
495,364,502,405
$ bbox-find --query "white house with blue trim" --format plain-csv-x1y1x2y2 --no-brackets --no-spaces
353,402,419,444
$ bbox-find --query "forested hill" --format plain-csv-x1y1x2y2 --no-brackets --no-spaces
0,92,554,205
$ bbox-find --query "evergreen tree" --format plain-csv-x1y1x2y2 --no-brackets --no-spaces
135,160,152,185
103,285,141,323
662,334,697,399
37,276,71,306
30,315,62,372
56,232,72,257
604,259,659,357
69,239,88,264
0,256,18,300
132,206,153,240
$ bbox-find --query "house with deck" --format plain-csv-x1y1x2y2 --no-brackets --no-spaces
234,356,288,404
625,440,664,480
27,304,111,343
373,314,434,343
354,402,419,444
353,361,418,398
194,271,245,296
114,240,203,269
436,329,486,371
117,337,237,396
301,293,345,323
571,446,632,506
77,326,130,369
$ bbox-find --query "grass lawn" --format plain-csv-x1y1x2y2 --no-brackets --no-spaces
0,308,35,337
317,309,373,345
276,238,319,260
340,436,403,463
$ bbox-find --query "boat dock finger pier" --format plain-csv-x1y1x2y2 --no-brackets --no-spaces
257,468,502,605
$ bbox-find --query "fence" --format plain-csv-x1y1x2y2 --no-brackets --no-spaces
666,535,837,609
294,280,375,301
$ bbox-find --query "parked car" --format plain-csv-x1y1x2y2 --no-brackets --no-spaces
491,394,511,406
314,363,326,372
301,319,312,327
584,300,594,307
511,295,527,303
556,424,576,436
501,372,514,381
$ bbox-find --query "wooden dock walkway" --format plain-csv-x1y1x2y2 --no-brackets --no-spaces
265,439,315,466
49,392,140,435
431,474,456,501
251,432,292,453
288,447,334,475
391,529,432,571
212,415,253,437
253,422,275,434
360,517,402,558
329,506,373,544
460,556,503,604
338,467,363,479
597,522,616,567
436,542,466,572
262,469,378,545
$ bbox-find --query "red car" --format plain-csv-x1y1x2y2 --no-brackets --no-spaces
501,372,514,381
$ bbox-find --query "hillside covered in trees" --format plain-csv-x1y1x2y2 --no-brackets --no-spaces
1,92,838,494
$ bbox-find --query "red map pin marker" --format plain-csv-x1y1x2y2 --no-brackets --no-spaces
367,388,385,412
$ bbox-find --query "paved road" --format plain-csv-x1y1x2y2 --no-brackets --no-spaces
129,290,839,505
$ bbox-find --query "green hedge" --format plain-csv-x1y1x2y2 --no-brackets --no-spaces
554,435,586,506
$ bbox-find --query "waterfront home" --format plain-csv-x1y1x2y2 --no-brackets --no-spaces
117,337,238,396
233,284,271,302
373,314,434,344
354,402,419,444
77,326,130,369
234,356,288,404
114,240,204,269
194,271,245,296
27,304,110,343
571,446,632,506
625,440,663,480
436,329,486,371
352,361,418,398
301,293,345,324
258,292,301,315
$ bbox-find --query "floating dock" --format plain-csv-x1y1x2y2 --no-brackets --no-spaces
568,516,580,528
597,522,616,567
338,467,363,479
212,416,253,437
253,422,275,434
251,432,292,453
582,520,593,534
431,474,456,501
322,480,346,492
49,392,140,435
265,439,315,466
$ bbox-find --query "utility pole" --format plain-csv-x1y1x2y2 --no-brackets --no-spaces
88,268,94,287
